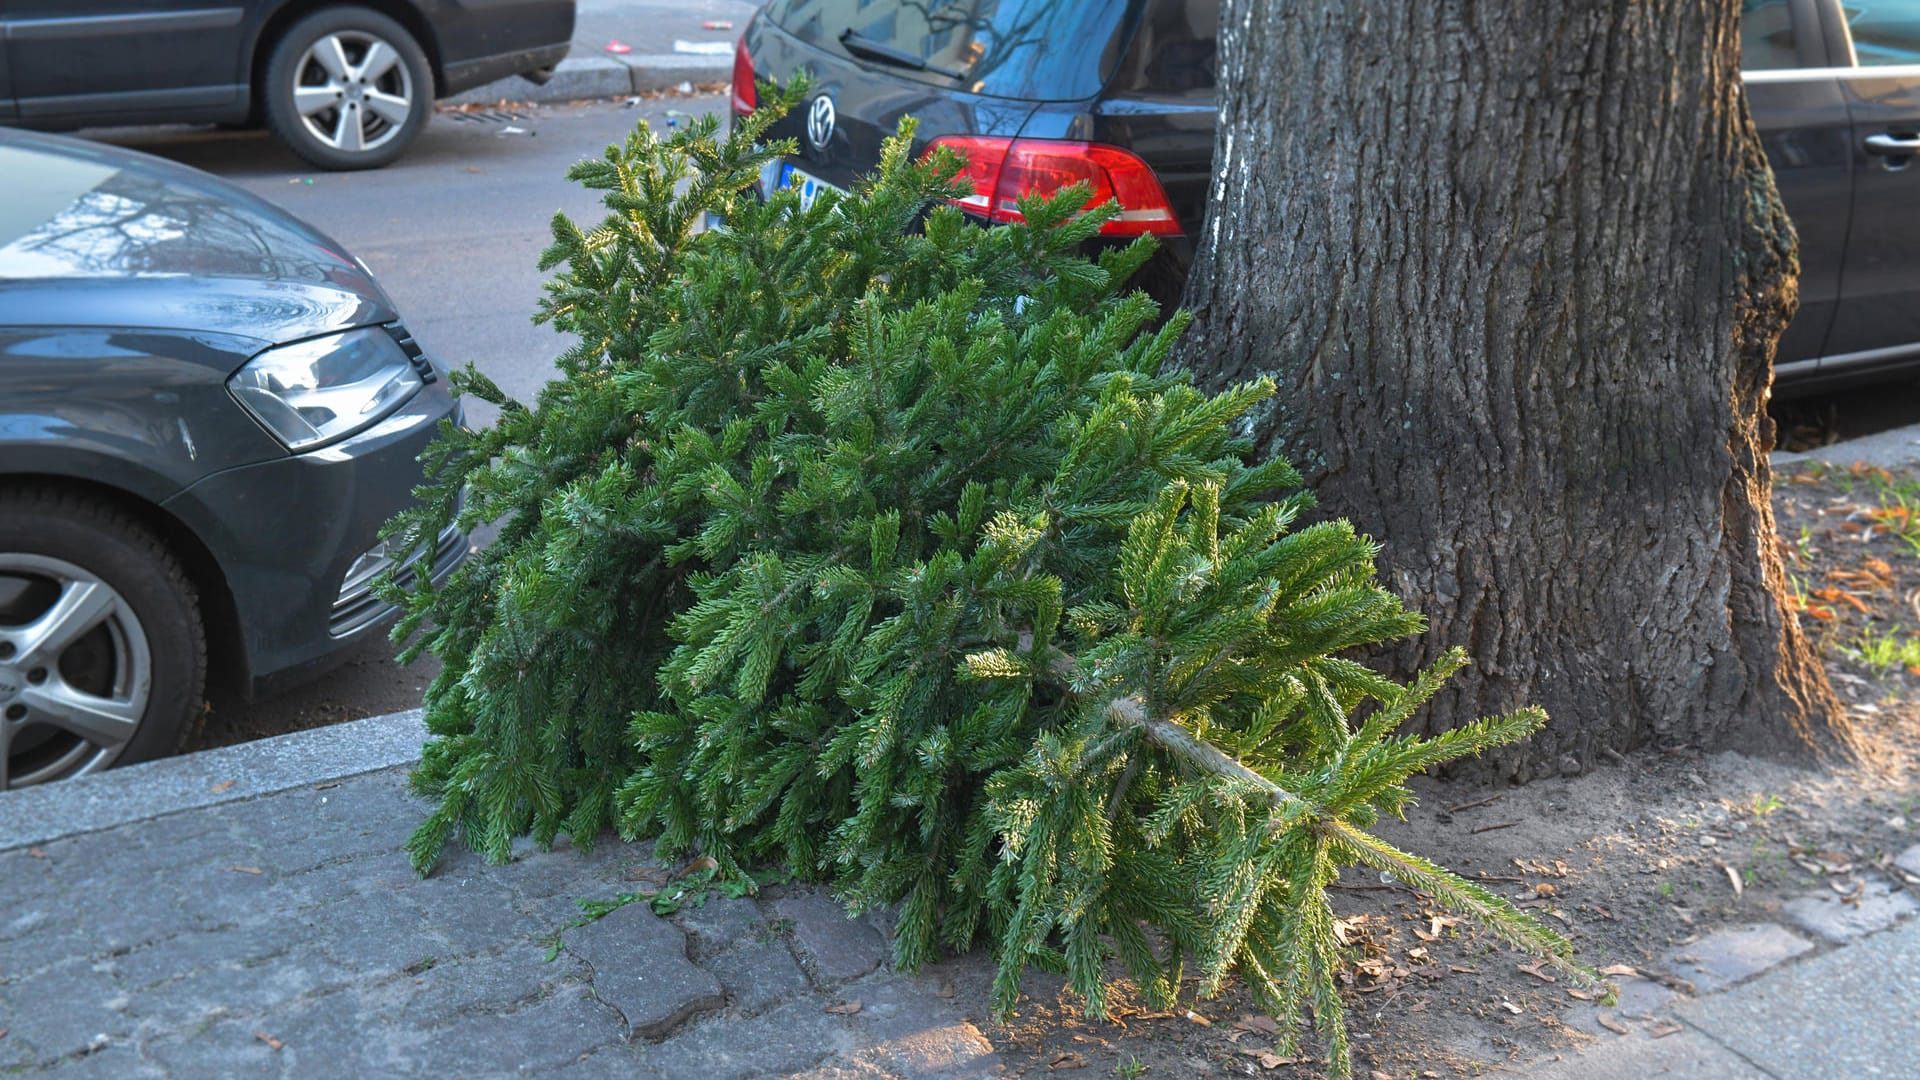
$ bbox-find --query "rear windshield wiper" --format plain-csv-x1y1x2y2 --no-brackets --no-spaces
838,29,967,81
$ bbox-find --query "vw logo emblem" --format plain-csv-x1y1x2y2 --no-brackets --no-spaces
806,94,836,152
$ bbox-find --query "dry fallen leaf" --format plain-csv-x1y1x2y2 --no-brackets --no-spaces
210,779,236,794
27,847,44,859
1649,1020,1685,1039
230,866,264,876
1371,1071,1394,1080
1499,1000,1524,1015
1235,1014,1280,1035
678,855,719,877
1048,1051,1086,1070
1718,861,1743,899
1567,988,1598,1001
1598,964,1639,977
1518,961,1557,984
824,1000,863,1015
254,1031,283,1051
1259,1051,1297,1069
1596,1013,1631,1035
1449,965,1478,974
1409,1000,1429,1012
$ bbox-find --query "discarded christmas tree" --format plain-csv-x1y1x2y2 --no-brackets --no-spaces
382,90,1586,1072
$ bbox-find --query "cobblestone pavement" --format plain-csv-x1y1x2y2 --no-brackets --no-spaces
0,768,1001,1078
8,737,1918,1079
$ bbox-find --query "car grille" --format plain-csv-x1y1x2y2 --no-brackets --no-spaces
328,523,466,638
384,323,437,384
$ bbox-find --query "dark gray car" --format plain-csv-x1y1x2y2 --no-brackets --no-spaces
0,1,575,169
0,127,463,788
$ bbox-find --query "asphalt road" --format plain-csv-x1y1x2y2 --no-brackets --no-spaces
85,96,729,748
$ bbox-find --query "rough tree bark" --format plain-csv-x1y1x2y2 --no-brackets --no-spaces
1180,0,1857,780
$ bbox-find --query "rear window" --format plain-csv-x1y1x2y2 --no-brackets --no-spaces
762,0,1134,101
1108,0,1217,92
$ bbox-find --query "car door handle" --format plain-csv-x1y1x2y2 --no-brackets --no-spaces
1865,133,1920,155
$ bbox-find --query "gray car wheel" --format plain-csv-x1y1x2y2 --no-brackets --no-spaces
264,7,433,170
0,491,205,789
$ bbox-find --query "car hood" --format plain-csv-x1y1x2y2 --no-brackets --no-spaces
0,129,397,350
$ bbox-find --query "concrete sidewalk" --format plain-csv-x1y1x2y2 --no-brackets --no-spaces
0,713,1001,1078
448,0,755,105
1531,916,1920,1078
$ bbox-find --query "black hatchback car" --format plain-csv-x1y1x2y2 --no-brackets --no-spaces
0,128,463,789
0,1,575,169
736,0,1920,393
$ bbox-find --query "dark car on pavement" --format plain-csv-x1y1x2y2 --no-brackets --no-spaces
0,127,464,789
734,0,1920,394
0,1,576,169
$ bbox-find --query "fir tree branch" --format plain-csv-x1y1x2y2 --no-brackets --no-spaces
1104,697,1312,821
1322,817,1594,986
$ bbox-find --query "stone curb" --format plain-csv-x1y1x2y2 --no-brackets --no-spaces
445,54,731,107
0,707,425,853
1770,418,1920,470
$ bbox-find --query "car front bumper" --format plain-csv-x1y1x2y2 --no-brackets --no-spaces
161,365,466,699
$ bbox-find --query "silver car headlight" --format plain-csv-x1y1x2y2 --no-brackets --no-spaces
228,327,423,451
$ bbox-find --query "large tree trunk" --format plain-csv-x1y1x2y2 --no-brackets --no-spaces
1181,0,1857,780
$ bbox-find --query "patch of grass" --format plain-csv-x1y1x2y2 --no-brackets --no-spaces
1793,525,1816,566
755,917,796,945
1844,625,1920,677
538,891,650,962
1850,465,1920,558
1116,1055,1148,1079
1749,793,1789,818
538,860,802,961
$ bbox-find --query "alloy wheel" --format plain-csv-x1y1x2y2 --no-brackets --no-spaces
291,30,416,155
0,554,153,788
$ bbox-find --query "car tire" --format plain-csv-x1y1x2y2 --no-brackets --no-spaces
0,489,206,789
263,7,434,171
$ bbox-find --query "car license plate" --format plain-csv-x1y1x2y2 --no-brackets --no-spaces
777,163,847,211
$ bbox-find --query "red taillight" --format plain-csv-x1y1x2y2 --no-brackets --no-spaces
924,136,1182,237
731,36,756,116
